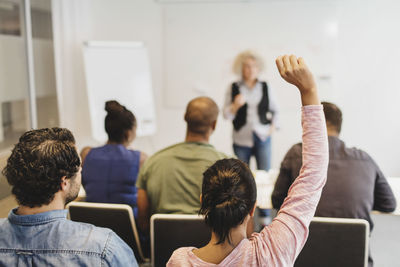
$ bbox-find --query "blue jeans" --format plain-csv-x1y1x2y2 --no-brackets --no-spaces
233,133,271,171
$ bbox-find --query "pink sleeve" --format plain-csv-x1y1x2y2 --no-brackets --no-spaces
252,105,329,266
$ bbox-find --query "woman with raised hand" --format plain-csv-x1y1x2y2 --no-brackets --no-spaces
223,50,280,171
167,55,328,266
81,100,147,218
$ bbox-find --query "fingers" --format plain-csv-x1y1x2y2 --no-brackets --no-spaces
290,55,299,68
276,54,306,74
283,56,291,72
275,56,284,76
298,57,306,67
276,55,298,75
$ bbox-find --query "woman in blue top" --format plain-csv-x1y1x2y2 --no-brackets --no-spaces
81,100,147,217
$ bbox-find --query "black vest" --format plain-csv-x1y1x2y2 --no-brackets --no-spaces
231,81,271,131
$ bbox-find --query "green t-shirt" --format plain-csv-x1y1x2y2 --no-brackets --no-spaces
136,142,229,215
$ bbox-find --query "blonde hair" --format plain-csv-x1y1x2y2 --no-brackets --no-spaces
232,50,265,76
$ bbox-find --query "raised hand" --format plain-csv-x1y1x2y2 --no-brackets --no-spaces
276,55,319,106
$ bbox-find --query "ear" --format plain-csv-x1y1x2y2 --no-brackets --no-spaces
199,194,202,204
60,176,69,192
124,130,130,141
249,203,257,217
211,120,217,131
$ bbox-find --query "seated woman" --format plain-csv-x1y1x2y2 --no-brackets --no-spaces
167,55,329,266
81,100,147,217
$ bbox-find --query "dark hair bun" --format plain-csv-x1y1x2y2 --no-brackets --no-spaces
200,158,257,245
104,100,137,143
105,100,124,115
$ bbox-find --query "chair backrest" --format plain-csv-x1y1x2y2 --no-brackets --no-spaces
66,202,148,263
295,217,370,267
150,214,210,267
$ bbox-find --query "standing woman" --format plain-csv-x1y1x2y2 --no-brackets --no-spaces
81,100,147,217
224,51,279,171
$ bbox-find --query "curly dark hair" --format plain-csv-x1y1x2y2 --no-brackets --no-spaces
105,100,136,143
2,128,81,207
199,158,257,245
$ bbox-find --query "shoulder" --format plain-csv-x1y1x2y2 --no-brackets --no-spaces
285,143,302,158
63,220,136,263
60,220,116,252
215,149,230,159
197,143,230,159
153,143,182,157
102,231,137,266
139,143,182,170
167,247,195,266
80,146,92,164
343,143,375,162
139,151,148,168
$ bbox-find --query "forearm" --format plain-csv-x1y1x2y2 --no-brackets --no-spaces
261,55,328,264
223,106,235,120
278,106,328,214
373,183,397,212
137,189,150,232
265,106,328,262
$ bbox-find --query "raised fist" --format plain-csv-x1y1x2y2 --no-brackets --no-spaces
276,55,319,106
276,55,316,95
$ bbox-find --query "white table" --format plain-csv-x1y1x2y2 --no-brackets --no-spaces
387,177,400,215
254,169,279,210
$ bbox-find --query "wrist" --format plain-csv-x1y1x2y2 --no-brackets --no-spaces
230,104,239,114
300,87,319,106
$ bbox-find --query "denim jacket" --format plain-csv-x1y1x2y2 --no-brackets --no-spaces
0,208,138,267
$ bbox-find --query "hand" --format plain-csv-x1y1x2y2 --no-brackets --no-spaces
230,94,246,114
276,55,319,106
233,94,246,109
269,124,275,135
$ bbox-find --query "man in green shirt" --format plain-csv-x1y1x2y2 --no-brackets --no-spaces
136,97,228,231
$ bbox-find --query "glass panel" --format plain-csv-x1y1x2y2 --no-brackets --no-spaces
0,0,30,150
0,0,21,36
31,0,59,128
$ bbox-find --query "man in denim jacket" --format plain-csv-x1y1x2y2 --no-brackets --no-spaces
0,128,138,267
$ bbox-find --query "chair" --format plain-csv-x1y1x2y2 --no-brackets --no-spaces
66,202,149,263
295,217,370,267
150,214,210,267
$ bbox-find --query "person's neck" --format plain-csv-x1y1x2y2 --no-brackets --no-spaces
107,140,129,147
16,193,65,216
193,223,248,264
327,128,339,137
244,78,258,89
185,131,210,144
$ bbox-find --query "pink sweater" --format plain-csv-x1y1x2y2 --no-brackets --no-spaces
167,105,329,267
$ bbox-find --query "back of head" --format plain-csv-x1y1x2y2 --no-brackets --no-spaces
322,101,343,134
184,97,219,135
105,100,136,143
200,158,257,244
2,128,81,208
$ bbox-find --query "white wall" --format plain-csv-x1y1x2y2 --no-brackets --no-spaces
53,0,400,176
